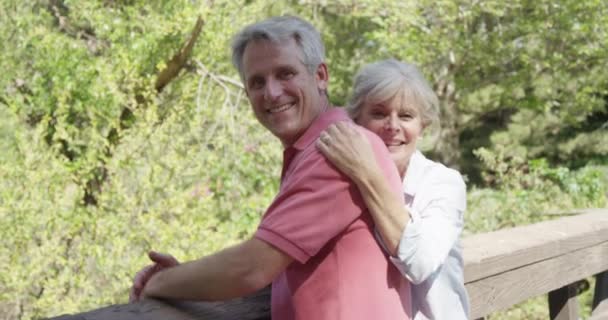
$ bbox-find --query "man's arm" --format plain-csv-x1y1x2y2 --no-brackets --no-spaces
142,238,292,301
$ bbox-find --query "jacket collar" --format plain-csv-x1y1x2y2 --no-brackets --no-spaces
402,150,428,196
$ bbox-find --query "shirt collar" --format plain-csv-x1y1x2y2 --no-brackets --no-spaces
290,107,351,151
402,150,427,196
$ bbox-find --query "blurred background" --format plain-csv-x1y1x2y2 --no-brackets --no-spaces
0,1,606,319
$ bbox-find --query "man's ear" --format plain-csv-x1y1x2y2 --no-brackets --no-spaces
315,62,329,91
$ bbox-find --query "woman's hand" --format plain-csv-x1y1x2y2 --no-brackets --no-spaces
316,122,380,183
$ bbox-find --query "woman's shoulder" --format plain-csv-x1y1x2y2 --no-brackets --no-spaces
411,151,467,212
412,151,465,188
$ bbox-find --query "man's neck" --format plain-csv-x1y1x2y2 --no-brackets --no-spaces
280,100,334,148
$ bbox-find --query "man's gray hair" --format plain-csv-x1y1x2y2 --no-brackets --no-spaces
231,16,326,82
346,59,440,129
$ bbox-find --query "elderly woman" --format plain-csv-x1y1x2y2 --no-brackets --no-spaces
316,59,469,320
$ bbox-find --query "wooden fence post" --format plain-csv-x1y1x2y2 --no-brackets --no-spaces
592,271,608,319
548,283,579,320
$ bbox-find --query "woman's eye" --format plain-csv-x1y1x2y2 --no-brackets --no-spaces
399,114,413,119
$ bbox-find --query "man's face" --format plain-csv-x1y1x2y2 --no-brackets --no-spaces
241,38,328,147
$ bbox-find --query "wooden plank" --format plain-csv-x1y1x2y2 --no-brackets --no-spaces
50,300,199,320
48,288,271,320
48,211,608,320
164,288,270,320
464,209,608,283
592,271,608,320
590,305,608,320
466,240,608,319
548,284,579,320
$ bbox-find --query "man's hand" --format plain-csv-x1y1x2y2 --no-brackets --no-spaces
129,251,179,302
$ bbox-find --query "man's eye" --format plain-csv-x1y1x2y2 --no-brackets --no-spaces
249,79,264,89
279,70,295,79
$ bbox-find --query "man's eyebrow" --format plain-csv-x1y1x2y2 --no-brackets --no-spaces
275,64,296,71
246,73,262,82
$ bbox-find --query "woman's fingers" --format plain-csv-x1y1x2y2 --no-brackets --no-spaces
319,131,333,147
326,123,341,139
316,136,329,154
330,121,363,142
334,121,353,135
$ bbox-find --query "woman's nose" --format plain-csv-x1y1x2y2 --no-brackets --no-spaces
384,115,400,131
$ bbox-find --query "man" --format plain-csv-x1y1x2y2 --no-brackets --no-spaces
130,16,411,320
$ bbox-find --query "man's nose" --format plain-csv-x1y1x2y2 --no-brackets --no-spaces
264,79,282,101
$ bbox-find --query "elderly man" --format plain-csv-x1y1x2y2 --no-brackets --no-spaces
130,16,411,320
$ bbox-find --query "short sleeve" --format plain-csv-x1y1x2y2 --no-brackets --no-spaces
255,148,366,264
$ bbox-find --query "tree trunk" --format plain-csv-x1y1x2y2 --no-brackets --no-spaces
434,95,461,170
432,56,461,170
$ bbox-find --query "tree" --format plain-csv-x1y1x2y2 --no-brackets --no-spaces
309,0,608,180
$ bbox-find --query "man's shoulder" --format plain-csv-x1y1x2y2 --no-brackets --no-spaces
353,125,391,155
283,132,347,184
354,125,402,189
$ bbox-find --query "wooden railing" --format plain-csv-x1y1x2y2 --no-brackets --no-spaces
464,208,608,319
51,209,608,320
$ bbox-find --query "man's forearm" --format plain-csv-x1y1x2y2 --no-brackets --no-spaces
143,238,292,301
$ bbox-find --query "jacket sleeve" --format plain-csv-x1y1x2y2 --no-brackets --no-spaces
389,168,466,284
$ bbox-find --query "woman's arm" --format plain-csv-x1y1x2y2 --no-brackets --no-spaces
317,122,466,284
392,168,466,283
316,122,409,255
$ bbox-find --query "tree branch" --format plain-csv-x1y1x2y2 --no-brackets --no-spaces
155,16,205,93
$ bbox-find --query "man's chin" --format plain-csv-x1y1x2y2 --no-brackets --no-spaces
272,129,298,146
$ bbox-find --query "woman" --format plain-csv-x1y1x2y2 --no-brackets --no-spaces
316,59,469,320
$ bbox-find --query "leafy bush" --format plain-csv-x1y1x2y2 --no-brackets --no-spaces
1,1,607,320
466,147,607,234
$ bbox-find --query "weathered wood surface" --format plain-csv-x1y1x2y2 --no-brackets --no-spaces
463,208,608,283
50,288,271,320
465,210,608,318
48,209,608,320
591,271,608,320
548,284,579,320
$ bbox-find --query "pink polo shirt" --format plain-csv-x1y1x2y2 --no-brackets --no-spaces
255,108,412,320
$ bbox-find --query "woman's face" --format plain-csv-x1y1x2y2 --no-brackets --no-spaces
355,94,424,176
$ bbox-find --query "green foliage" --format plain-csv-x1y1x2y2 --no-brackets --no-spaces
1,1,283,318
0,1,607,320
465,149,605,320
466,146,606,233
